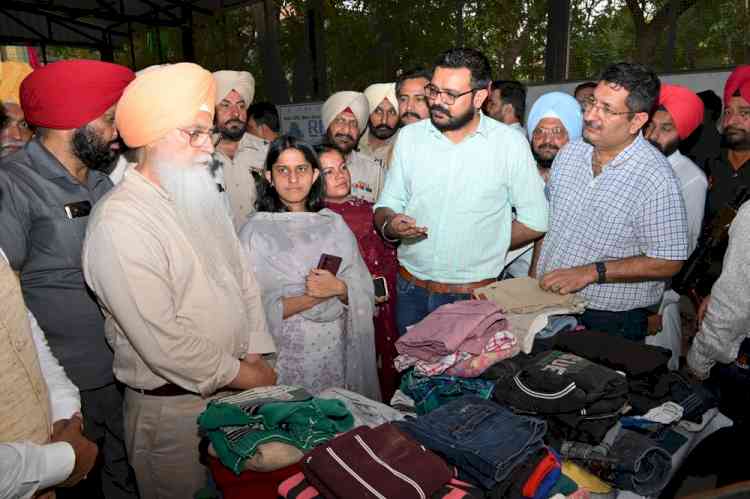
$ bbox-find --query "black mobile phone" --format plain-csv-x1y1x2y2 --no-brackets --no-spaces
63,201,92,219
373,276,388,301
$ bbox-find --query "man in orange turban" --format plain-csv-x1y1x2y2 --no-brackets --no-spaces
84,62,276,499
644,84,708,369
0,59,138,499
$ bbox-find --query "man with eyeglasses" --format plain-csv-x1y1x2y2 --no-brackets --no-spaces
212,70,268,230
0,60,139,499
321,91,384,202
374,47,549,334
360,82,399,168
82,63,276,499
536,62,689,342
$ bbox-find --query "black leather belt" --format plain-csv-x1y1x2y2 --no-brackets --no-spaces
129,383,195,397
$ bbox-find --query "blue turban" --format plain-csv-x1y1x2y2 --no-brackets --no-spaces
526,91,583,141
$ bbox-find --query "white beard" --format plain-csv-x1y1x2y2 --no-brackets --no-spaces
157,160,242,289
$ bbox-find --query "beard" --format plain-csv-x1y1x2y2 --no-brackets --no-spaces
218,119,246,141
327,130,356,154
157,159,242,290
722,126,750,151
369,120,397,140
72,125,117,171
648,136,680,157
429,103,475,132
532,143,560,170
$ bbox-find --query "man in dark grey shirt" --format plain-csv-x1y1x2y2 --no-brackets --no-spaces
0,60,138,499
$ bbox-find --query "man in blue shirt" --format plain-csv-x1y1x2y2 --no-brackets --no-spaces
374,47,549,334
536,63,688,341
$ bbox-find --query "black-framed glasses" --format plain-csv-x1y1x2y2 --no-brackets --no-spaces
178,128,216,147
581,96,633,118
424,84,476,105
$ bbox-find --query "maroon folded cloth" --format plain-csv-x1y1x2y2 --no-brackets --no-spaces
280,472,484,499
208,456,302,499
302,423,453,499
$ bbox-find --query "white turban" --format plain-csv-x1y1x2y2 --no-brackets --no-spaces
212,70,255,105
321,91,369,134
364,82,397,116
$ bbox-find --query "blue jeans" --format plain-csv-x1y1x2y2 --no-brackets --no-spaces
581,308,648,342
396,396,547,489
396,275,471,336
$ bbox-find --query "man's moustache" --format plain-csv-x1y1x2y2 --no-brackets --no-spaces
374,125,394,132
584,120,602,130
334,133,354,142
401,112,421,121
430,106,451,117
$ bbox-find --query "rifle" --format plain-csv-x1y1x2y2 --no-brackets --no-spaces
672,186,750,298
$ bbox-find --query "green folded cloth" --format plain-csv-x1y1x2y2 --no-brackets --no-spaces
199,395,354,475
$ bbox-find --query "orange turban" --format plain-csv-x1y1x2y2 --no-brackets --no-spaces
724,65,750,107
0,61,33,104
115,63,216,148
658,84,704,140
20,60,134,129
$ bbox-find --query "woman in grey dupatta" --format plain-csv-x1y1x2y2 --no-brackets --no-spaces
238,136,380,400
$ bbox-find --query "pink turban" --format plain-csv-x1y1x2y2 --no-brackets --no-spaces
724,65,750,107
20,60,134,129
658,84,704,140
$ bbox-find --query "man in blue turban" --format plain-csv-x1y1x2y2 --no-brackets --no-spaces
526,91,583,182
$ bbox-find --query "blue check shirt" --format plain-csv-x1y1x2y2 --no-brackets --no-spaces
538,134,688,311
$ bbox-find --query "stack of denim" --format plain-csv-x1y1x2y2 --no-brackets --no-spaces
396,396,547,489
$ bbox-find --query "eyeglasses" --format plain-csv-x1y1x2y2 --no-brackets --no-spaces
532,127,567,139
179,128,215,148
272,164,313,177
581,97,633,118
424,84,476,105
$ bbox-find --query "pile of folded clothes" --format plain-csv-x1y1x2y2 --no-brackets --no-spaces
473,277,587,353
395,300,520,378
492,350,629,444
199,386,410,499
278,422,484,498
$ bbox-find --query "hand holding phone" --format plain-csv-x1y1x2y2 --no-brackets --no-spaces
317,253,342,275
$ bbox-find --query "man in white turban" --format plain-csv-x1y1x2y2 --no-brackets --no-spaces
212,70,269,230
322,91,384,202
359,82,398,168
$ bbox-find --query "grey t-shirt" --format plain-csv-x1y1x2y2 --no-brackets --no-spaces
0,138,113,390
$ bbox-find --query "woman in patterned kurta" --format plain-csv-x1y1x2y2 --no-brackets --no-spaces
239,136,380,400
318,145,400,401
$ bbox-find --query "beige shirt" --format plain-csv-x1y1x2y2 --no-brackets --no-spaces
214,133,270,231
348,149,385,203
358,131,396,169
82,169,275,398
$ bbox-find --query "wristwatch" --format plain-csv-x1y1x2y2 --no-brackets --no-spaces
595,261,607,284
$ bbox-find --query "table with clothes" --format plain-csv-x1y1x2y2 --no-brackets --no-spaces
196,278,731,499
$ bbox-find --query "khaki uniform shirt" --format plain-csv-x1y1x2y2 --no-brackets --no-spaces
214,133,270,231
348,149,385,203
358,131,396,170
82,169,275,398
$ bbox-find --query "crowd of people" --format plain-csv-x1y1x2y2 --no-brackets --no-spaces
0,46,749,499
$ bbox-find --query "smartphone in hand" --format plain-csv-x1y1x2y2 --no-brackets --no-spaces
317,254,343,275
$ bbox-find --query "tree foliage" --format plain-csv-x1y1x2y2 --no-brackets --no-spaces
107,0,748,103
